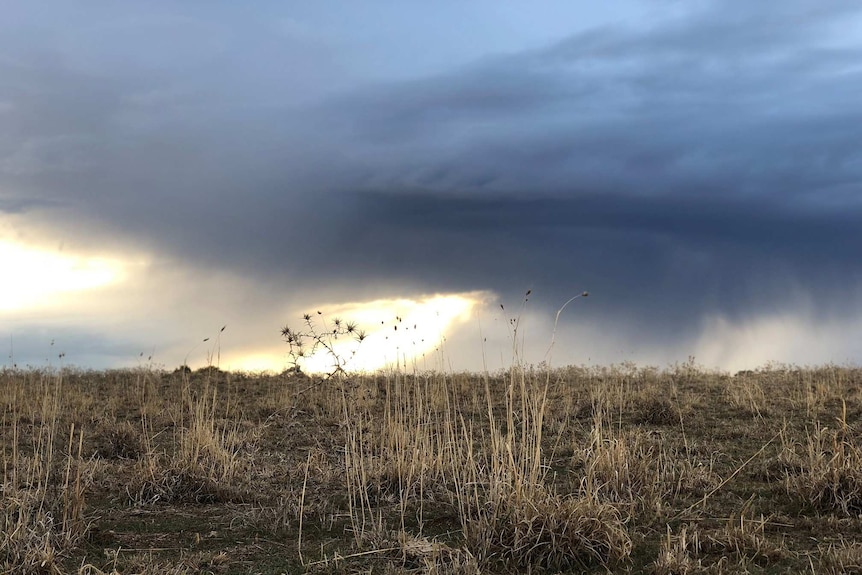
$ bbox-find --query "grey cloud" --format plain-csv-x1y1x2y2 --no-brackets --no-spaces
2,2,862,368
335,190,861,326
3,326,148,370
280,3,862,329
326,11,862,203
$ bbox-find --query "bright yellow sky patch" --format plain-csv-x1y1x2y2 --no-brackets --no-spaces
270,291,491,374
0,240,124,312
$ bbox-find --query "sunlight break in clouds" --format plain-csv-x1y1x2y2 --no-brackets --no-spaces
280,291,493,374
0,241,124,312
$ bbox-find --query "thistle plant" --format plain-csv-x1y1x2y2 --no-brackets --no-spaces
281,311,367,379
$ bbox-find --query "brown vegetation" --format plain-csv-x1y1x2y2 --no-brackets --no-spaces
2,361,862,573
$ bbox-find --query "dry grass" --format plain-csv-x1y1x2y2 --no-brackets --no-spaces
787,402,862,516
2,363,862,573
1,370,90,574
818,540,862,575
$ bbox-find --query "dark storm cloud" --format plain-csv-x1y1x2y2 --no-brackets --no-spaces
285,2,862,330
2,1,862,348
343,190,862,318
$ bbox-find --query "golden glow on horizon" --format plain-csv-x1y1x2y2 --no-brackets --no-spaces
0,240,124,312
228,291,491,374
300,292,486,373
228,353,282,373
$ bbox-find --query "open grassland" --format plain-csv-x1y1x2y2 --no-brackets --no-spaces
3,362,862,574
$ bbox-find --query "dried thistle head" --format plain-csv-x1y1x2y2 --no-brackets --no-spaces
280,326,296,342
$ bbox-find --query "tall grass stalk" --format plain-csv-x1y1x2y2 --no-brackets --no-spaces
336,291,631,571
1,370,90,573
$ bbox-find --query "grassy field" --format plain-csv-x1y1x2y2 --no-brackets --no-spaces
2,361,862,574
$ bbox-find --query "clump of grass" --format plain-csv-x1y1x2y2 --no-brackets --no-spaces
344,386,453,520
309,530,481,574
786,364,855,416
751,427,807,482
128,458,244,505
471,295,631,570
633,395,681,426
95,420,144,460
700,513,787,567
653,516,786,575
79,560,199,574
460,481,631,571
577,411,667,505
1,372,90,574
818,540,862,575
725,373,768,418
128,383,252,505
575,409,714,514
455,368,632,571
788,404,862,515
332,292,635,572
1,457,89,574
396,533,480,575
653,525,707,575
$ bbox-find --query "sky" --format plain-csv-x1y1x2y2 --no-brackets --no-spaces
2,1,862,373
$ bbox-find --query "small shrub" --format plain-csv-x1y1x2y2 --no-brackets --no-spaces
281,312,366,379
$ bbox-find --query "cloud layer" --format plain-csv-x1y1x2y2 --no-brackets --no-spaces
2,2,861,370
